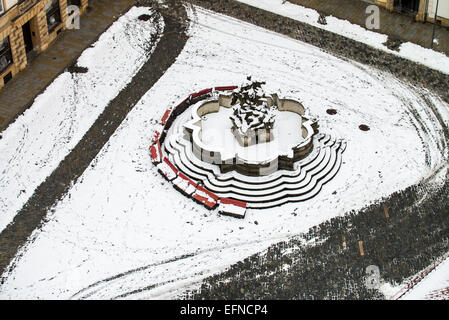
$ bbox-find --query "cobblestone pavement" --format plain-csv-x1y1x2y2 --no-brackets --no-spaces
288,0,449,55
190,171,449,300
0,0,137,132
0,0,189,278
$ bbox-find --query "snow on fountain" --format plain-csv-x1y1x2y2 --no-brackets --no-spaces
183,77,317,176
230,77,276,147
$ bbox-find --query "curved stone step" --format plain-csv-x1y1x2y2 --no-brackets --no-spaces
166,111,332,186
165,137,344,208
158,90,346,209
167,123,333,190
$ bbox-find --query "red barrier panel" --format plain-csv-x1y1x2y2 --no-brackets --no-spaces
196,185,219,202
173,173,197,196
190,88,213,99
157,157,178,182
220,197,247,208
179,172,198,188
215,86,238,91
175,97,190,109
152,130,161,144
163,157,178,175
149,141,162,164
161,109,172,126
192,185,218,209
192,194,217,209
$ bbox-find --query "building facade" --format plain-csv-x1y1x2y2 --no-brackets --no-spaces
0,0,88,89
374,0,449,26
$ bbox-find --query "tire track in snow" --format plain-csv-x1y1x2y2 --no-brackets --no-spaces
70,235,291,300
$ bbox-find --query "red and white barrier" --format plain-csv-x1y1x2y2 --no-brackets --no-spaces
149,141,162,164
160,108,173,126
190,88,213,100
173,172,197,196
150,87,244,215
151,123,164,144
218,198,247,218
193,185,219,209
157,157,178,181
215,86,238,92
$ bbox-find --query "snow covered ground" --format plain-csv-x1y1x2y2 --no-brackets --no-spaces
0,7,163,233
236,0,449,75
0,5,448,299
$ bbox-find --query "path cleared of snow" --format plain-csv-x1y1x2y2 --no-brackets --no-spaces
0,6,448,299
236,0,449,75
0,7,163,233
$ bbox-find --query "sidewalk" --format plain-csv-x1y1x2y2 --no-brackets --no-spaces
288,0,449,54
0,0,136,132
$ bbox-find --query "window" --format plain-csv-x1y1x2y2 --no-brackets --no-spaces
67,0,81,7
46,0,62,33
0,37,13,74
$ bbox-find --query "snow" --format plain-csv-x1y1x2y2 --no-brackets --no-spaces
200,105,303,162
236,0,449,75
0,7,164,233
230,103,276,135
218,203,246,218
0,5,447,299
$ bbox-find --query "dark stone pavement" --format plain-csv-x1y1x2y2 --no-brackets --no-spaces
288,0,449,54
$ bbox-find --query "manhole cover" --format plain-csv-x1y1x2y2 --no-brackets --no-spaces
359,124,370,131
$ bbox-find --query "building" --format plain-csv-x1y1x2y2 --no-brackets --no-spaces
374,0,449,26
0,0,88,89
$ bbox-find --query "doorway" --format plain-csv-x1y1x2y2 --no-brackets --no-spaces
22,21,34,54
394,0,420,15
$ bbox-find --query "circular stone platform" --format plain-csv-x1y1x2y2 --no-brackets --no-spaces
149,85,346,215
